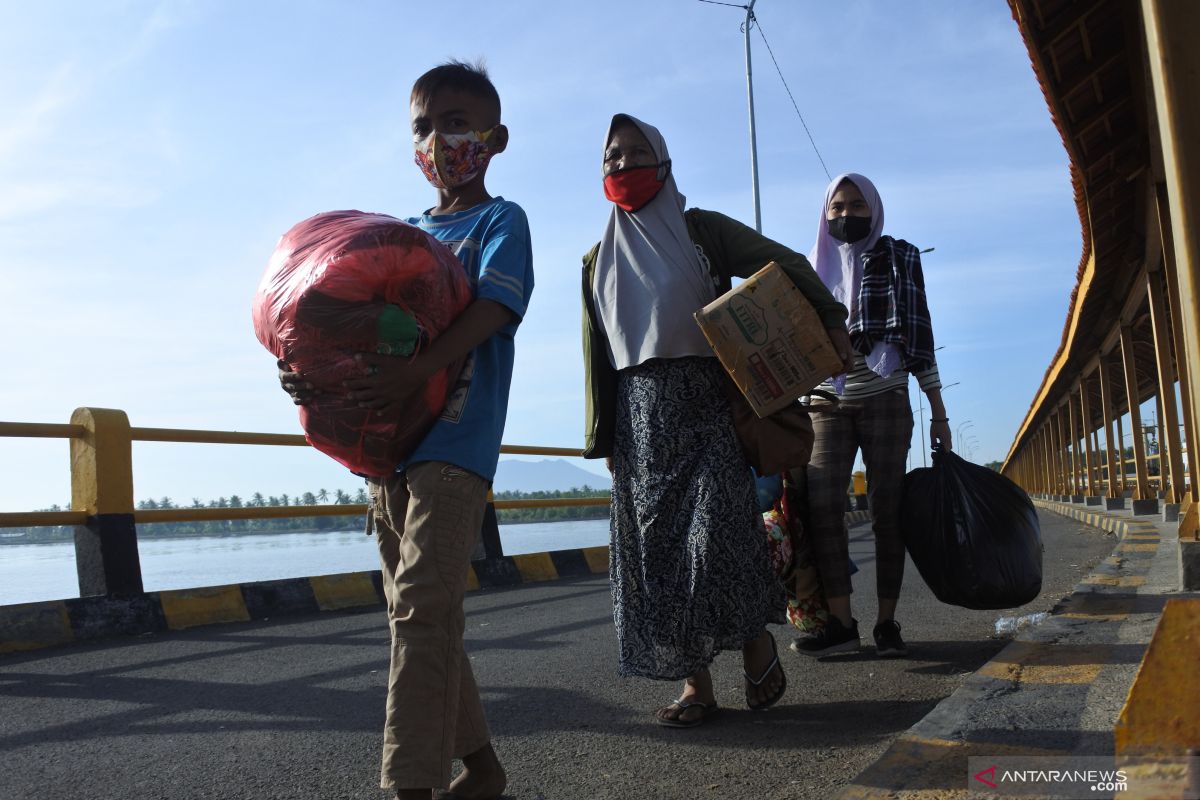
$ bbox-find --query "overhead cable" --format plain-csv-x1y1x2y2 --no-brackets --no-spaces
751,10,833,181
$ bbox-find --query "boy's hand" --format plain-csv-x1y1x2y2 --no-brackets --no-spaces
278,359,318,406
344,353,435,416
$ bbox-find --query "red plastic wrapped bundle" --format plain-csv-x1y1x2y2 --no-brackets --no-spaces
253,210,472,477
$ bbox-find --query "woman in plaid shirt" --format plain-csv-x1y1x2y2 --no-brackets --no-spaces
793,173,953,659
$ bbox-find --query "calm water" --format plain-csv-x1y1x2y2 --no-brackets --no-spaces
0,519,610,606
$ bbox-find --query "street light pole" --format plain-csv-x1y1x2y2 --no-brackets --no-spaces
916,390,927,466
744,0,762,232
703,0,762,231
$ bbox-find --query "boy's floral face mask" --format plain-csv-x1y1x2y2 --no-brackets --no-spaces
413,128,495,190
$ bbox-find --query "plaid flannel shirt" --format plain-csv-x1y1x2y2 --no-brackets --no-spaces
850,235,935,372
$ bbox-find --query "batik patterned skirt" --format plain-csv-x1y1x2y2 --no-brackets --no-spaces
610,356,785,680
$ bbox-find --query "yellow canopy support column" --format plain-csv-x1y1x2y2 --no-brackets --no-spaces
1158,184,1198,524
1030,430,1040,493
1147,260,1186,506
1120,327,1154,508
1144,0,1200,513
1098,356,1121,499
1145,0,1200,566
1116,414,1129,496
1080,376,1098,497
1054,408,1069,496
1043,425,1055,495
1067,393,1081,497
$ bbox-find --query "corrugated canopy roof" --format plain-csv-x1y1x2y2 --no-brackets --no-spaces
1004,0,1153,466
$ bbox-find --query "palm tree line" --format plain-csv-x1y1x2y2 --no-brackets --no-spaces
493,487,611,523
3,486,612,544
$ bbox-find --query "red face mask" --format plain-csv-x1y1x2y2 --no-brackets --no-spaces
603,165,666,212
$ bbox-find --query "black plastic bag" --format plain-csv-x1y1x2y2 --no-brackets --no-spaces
900,449,1043,610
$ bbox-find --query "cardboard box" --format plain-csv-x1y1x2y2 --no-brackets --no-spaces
694,261,842,418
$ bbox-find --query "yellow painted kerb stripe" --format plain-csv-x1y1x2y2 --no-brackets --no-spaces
0,601,74,653
977,641,1109,684
160,585,250,630
310,573,380,610
1060,595,1134,621
582,546,609,574
512,552,558,582
1084,574,1147,587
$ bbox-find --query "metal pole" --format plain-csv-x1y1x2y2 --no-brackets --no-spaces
917,390,927,467
744,0,762,232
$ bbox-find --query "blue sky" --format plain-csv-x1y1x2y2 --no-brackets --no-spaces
0,1,1081,511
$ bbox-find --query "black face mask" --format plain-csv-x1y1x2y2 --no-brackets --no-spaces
827,215,872,243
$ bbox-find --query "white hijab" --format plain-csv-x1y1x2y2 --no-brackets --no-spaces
593,114,716,371
809,173,885,316
808,173,900,379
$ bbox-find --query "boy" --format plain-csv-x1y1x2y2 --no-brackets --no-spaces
281,61,532,800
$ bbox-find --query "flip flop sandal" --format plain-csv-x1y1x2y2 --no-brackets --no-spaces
655,697,719,728
745,631,788,711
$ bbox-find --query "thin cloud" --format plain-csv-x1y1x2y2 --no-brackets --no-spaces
0,62,79,163
114,1,191,70
0,4,186,163
0,177,159,220
0,2,192,216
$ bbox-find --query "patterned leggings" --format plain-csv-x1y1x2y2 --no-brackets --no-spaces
805,388,913,600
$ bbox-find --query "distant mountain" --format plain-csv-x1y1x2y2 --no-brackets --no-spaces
492,458,611,493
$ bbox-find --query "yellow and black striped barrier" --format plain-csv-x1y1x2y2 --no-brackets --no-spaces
0,504,880,655
0,544,613,655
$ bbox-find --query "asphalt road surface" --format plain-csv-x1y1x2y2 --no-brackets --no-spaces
0,510,1117,800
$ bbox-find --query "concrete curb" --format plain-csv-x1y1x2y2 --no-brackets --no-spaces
836,499,1171,798
1032,498,1154,539
0,510,876,655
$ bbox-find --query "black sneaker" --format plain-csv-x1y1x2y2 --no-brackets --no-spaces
873,619,908,657
792,616,860,656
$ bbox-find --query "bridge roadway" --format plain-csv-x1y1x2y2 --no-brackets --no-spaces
0,511,1118,800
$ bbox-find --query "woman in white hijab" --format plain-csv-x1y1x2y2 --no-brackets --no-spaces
794,173,952,660
580,114,853,727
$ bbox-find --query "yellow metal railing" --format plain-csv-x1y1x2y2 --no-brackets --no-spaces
1,409,608,531
2,407,610,596
0,422,87,439
130,427,308,446
0,511,89,527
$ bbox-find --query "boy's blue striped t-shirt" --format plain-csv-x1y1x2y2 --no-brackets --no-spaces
403,196,534,482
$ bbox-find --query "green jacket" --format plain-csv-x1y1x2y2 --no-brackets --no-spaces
581,208,848,459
